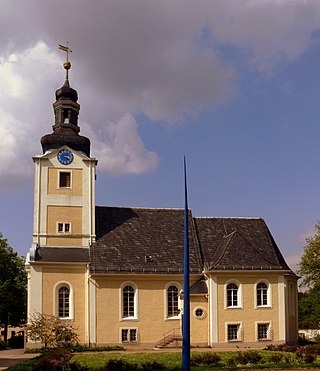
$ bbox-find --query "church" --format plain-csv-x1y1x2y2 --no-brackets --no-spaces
26,55,298,348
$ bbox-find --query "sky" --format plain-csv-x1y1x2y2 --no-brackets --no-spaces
1,0,320,280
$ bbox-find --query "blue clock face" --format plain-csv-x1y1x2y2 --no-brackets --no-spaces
57,149,74,165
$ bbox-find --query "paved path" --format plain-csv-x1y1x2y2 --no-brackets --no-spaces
0,349,39,370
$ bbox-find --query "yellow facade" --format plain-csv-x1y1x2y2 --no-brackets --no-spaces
42,266,87,342
46,205,82,246
216,274,280,344
47,168,83,196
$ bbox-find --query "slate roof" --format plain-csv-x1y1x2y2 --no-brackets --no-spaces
90,206,202,274
90,206,291,274
35,247,89,263
194,217,290,271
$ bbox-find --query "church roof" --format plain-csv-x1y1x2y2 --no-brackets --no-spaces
90,206,291,274
35,247,89,263
90,206,202,274
194,217,291,271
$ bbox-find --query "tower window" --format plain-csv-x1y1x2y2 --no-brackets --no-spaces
59,172,71,188
57,222,71,234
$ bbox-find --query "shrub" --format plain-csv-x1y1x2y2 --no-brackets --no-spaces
8,335,24,349
269,353,284,363
26,312,79,348
34,348,72,371
304,353,316,364
105,359,137,370
190,352,221,366
235,350,262,365
0,339,7,350
141,360,166,370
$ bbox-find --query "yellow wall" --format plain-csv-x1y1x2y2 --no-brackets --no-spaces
47,168,83,196
47,205,82,246
190,296,209,344
216,275,280,343
42,266,87,342
95,276,206,345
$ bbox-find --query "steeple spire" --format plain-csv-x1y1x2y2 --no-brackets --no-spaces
40,43,91,157
58,42,72,81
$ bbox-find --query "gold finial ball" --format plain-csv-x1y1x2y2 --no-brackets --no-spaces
63,60,71,70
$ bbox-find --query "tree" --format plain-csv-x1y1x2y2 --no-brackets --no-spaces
298,222,320,288
0,233,26,342
298,285,320,329
26,312,79,348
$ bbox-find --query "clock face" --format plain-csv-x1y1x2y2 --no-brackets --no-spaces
57,149,74,165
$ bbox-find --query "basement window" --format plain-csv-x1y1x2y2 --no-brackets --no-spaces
121,328,138,343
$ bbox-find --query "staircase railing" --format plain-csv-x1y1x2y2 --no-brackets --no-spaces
155,327,182,348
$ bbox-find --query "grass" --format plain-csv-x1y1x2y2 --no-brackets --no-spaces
6,349,320,370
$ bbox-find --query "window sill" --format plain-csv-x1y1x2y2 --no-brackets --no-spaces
165,316,180,321
255,305,272,309
225,306,243,310
120,318,138,322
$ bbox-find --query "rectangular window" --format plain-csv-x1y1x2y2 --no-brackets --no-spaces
57,222,71,234
59,172,71,188
257,323,271,340
121,328,137,343
227,323,242,342
227,324,239,341
121,329,128,342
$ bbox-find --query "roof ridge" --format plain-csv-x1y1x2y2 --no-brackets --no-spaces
95,205,184,211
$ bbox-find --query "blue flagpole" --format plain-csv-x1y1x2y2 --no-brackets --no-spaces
182,156,190,371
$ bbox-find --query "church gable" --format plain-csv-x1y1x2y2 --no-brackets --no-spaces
194,217,291,271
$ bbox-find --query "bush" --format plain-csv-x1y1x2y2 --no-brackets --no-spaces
190,352,220,366
0,339,7,350
26,312,79,348
105,359,137,370
235,350,262,365
8,335,24,349
141,360,166,370
269,353,284,363
34,348,72,371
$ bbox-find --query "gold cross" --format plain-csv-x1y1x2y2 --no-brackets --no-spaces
58,41,72,61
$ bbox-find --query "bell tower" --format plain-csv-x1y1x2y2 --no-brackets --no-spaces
32,47,97,250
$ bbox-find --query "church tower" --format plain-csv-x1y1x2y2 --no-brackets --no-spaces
26,49,96,344
32,55,97,249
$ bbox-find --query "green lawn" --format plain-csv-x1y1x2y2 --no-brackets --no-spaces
7,349,320,370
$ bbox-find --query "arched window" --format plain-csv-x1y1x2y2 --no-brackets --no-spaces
54,282,73,319
257,282,268,306
58,286,70,318
123,285,135,318
167,285,179,317
227,283,238,307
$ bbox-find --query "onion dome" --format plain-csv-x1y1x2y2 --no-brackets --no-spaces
41,56,90,157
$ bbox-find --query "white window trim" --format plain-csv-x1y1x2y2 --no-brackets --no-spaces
193,306,207,320
57,222,71,234
120,327,139,344
225,321,243,342
120,282,138,321
53,281,74,320
254,280,272,308
164,282,182,320
224,280,243,309
256,321,273,341
58,170,72,189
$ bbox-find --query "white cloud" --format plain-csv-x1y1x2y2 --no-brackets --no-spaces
1,1,320,187
85,114,159,175
0,42,160,189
